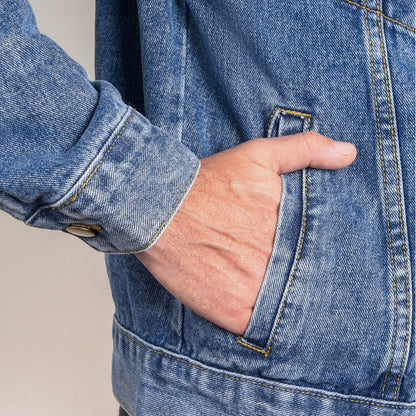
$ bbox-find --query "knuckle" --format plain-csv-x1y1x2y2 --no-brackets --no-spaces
300,130,320,153
300,130,333,155
241,138,273,168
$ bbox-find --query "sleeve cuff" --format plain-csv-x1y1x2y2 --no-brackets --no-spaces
27,106,200,254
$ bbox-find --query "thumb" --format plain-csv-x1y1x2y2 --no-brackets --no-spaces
268,131,357,174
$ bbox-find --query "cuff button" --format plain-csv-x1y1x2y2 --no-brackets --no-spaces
66,225,97,238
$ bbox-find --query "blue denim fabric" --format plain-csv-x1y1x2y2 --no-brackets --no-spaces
0,0,200,252
0,0,414,415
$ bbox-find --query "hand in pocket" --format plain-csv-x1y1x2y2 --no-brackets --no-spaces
136,132,356,334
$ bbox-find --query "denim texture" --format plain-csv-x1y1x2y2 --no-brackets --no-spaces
0,0,414,415
0,0,200,252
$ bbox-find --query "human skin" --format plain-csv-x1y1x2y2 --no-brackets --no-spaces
136,131,357,335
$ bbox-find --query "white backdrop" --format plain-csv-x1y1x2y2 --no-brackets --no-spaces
0,1,119,415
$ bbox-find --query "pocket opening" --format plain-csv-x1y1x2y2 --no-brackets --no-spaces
237,107,312,356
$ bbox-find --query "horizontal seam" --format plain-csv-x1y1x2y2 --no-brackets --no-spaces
236,338,268,355
122,160,200,254
341,0,416,32
266,107,312,135
50,109,136,212
114,320,415,410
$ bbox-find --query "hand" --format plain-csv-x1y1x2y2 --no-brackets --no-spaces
135,132,356,335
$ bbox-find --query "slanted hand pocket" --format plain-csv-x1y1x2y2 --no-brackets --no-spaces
237,107,311,356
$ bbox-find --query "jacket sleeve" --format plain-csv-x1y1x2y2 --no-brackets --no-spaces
0,0,200,253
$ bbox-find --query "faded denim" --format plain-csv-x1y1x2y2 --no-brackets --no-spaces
0,0,414,415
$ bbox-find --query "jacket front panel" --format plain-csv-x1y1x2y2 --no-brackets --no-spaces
99,0,415,414
0,0,413,414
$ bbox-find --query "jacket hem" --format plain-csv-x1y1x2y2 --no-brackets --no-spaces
112,318,415,416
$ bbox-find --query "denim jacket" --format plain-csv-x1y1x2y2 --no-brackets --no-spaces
0,1,414,415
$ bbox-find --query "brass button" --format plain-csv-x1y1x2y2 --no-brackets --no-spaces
66,225,97,238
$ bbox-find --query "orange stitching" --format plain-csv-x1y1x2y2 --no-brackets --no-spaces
266,107,312,135
342,0,415,32
364,3,399,400
62,158,198,254
26,106,199,255
376,2,396,398
263,141,309,357
122,161,200,254
0,202,25,217
114,320,415,410
51,109,136,212
238,109,311,356
236,338,268,355
50,106,199,254
374,1,411,400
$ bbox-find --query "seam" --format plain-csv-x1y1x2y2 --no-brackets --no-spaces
375,0,411,400
50,109,136,212
236,338,269,355
25,104,199,255
341,0,415,32
238,113,311,357
264,117,310,357
176,1,189,144
266,107,312,135
364,2,399,400
238,166,307,357
0,201,25,217
113,320,415,410
113,389,134,416
180,303,185,353
122,161,200,254
2,110,135,225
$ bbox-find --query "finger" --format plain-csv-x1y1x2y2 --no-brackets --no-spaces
268,131,357,174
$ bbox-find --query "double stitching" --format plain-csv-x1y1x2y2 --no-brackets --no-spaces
364,1,399,401
266,107,312,134
374,0,411,400
25,106,199,255
237,109,311,357
341,0,415,32
237,169,308,357
2,111,135,225
364,1,411,400
114,320,415,410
